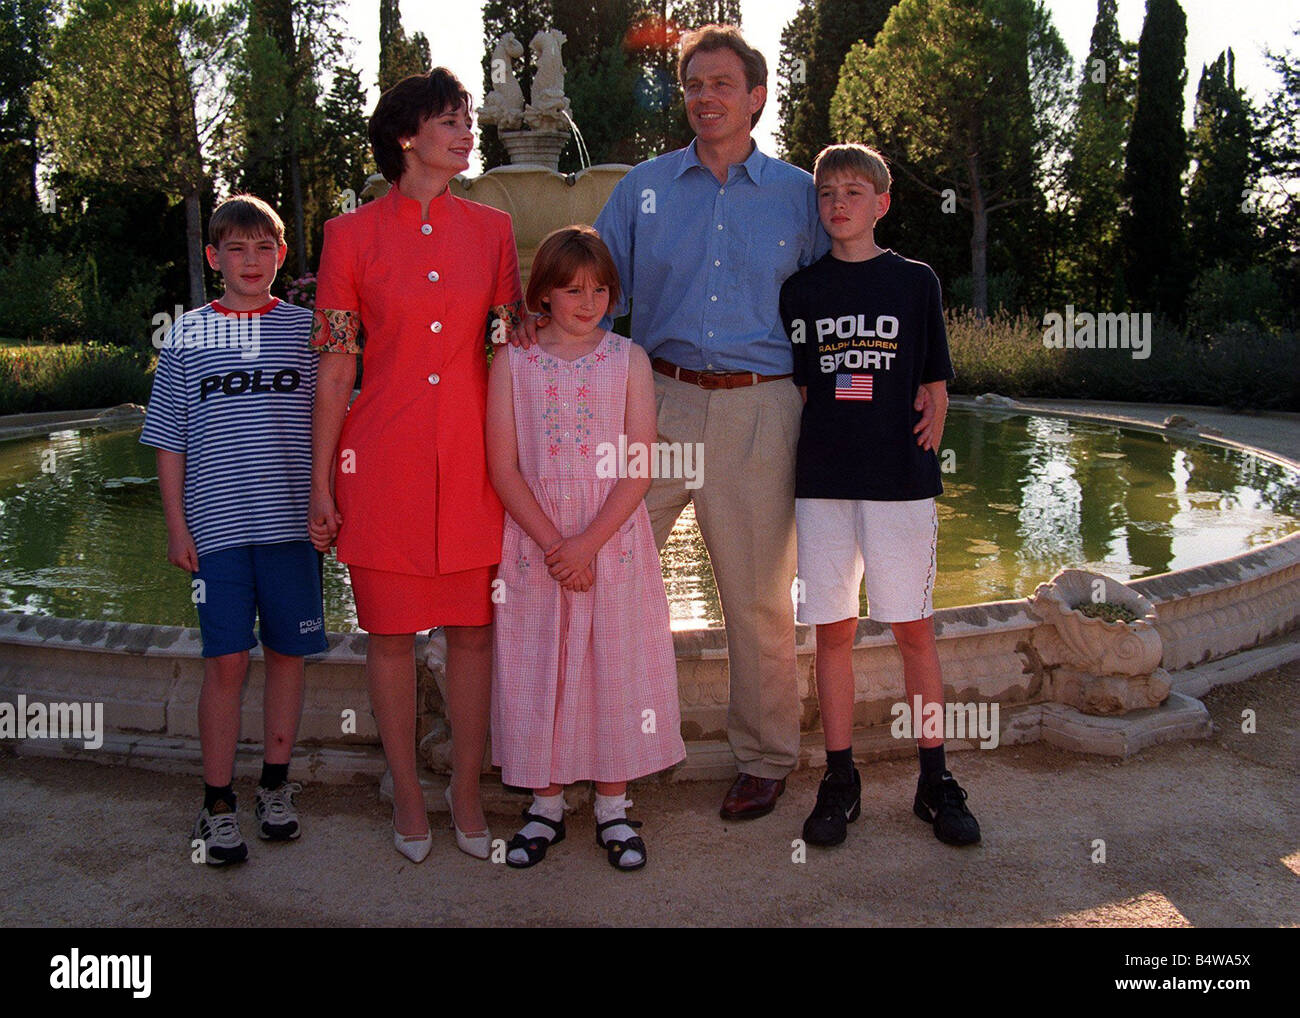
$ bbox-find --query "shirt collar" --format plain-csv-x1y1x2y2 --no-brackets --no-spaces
674,138,768,185
210,297,279,317
385,180,455,222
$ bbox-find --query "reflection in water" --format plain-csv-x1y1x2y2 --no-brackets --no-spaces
0,410,1295,630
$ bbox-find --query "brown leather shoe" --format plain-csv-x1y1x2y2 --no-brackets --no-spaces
720,773,786,820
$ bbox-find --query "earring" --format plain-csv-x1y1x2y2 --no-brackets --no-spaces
401,141,412,151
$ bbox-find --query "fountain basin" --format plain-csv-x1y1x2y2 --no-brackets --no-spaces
1,400,1297,777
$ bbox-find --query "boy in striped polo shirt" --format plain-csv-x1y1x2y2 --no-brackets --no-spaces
779,144,980,849
141,194,326,865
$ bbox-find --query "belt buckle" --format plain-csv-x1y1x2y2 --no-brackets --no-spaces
697,372,723,390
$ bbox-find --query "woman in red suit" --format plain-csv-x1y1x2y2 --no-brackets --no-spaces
309,68,522,862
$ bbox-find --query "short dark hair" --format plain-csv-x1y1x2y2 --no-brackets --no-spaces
526,225,622,313
677,24,768,128
208,194,284,247
368,67,471,183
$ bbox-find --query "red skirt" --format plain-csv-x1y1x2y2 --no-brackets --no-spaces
348,563,495,633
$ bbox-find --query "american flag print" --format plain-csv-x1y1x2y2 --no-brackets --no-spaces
834,372,873,401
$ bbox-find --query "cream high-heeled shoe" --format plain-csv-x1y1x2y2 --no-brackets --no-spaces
392,820,433,863
444,786,491,860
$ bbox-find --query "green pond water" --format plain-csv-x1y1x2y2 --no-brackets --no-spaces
0,410,1295,631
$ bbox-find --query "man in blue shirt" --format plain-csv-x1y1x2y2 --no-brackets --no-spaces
592,25,825,820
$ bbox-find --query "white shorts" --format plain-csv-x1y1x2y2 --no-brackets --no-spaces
795,498,938,625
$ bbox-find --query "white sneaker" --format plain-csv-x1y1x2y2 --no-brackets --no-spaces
193,801,248,865
254,782,302,841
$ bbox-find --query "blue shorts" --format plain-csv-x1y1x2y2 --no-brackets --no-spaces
193,540,328,659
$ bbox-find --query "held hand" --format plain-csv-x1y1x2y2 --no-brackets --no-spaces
913,385,948,452
544,535,595,584
309,490,343,551
561,563,595,592
166,528,199,573
509,313,548,349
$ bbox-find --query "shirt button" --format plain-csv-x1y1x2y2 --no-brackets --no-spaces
708,331,714,338
428,373,440,385
716,223,723,230
719,187,725,194
779,239,786,247
710,295,717,302
430,321,442,333
428,270,440,282
714,260,720,267
420,223,432,235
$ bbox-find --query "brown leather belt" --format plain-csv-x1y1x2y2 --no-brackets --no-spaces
652,357,792,390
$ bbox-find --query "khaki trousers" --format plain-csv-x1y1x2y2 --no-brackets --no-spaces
648,373,802,778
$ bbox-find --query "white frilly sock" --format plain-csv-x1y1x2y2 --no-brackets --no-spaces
594,792,642,868
507,791,566,866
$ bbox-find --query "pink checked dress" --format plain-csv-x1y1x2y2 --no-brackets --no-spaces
491,331,686,788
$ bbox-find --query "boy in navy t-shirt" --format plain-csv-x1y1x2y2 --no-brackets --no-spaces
141,194,326,865
779,144,980,848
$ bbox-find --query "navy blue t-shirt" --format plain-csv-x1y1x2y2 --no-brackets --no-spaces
779,250,953,501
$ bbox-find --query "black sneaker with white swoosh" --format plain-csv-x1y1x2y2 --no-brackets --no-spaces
913,770,981,846
801,767,862,846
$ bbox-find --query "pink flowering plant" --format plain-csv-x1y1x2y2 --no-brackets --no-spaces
283,272,317,308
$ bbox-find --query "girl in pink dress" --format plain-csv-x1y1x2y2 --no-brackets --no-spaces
486,225,685,871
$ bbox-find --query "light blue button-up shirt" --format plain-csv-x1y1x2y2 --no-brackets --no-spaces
594,140,829,375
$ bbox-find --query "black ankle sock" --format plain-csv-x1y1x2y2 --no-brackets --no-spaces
204,783,235,812
826,747,854,779
918,744,946,786
259,762,289,789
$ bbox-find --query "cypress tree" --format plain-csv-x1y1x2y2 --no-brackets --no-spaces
379,0,431,93
780,0,896,171
1064,0,1134,308
1186,50,1259,275
1121,0,1188,320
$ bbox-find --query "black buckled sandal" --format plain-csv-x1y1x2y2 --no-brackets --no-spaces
505,809,566,869
595,817,646,871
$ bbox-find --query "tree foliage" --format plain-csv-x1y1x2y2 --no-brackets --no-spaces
33,0,243,307
0,0,57,243
831,0,1071,315
1121,0,1188,320
1061,0,1135,308
378,0,430,92
780,0,896,171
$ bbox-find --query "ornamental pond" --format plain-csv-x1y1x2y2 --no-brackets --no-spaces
0,407,1295,631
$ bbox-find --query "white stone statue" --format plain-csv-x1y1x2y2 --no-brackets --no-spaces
523,28,572,132
478,32,526,131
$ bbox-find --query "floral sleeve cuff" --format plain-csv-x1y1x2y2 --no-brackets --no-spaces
488,300,523,345
311,308,364,353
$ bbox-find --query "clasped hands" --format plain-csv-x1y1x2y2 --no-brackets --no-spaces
542,532,598,592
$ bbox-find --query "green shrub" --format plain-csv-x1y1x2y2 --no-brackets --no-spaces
1185,263,1283,338
0,243,160,348
0,343,154,414
947,311,1297,411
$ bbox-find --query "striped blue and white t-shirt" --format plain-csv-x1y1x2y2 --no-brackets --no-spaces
140,298,317,558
